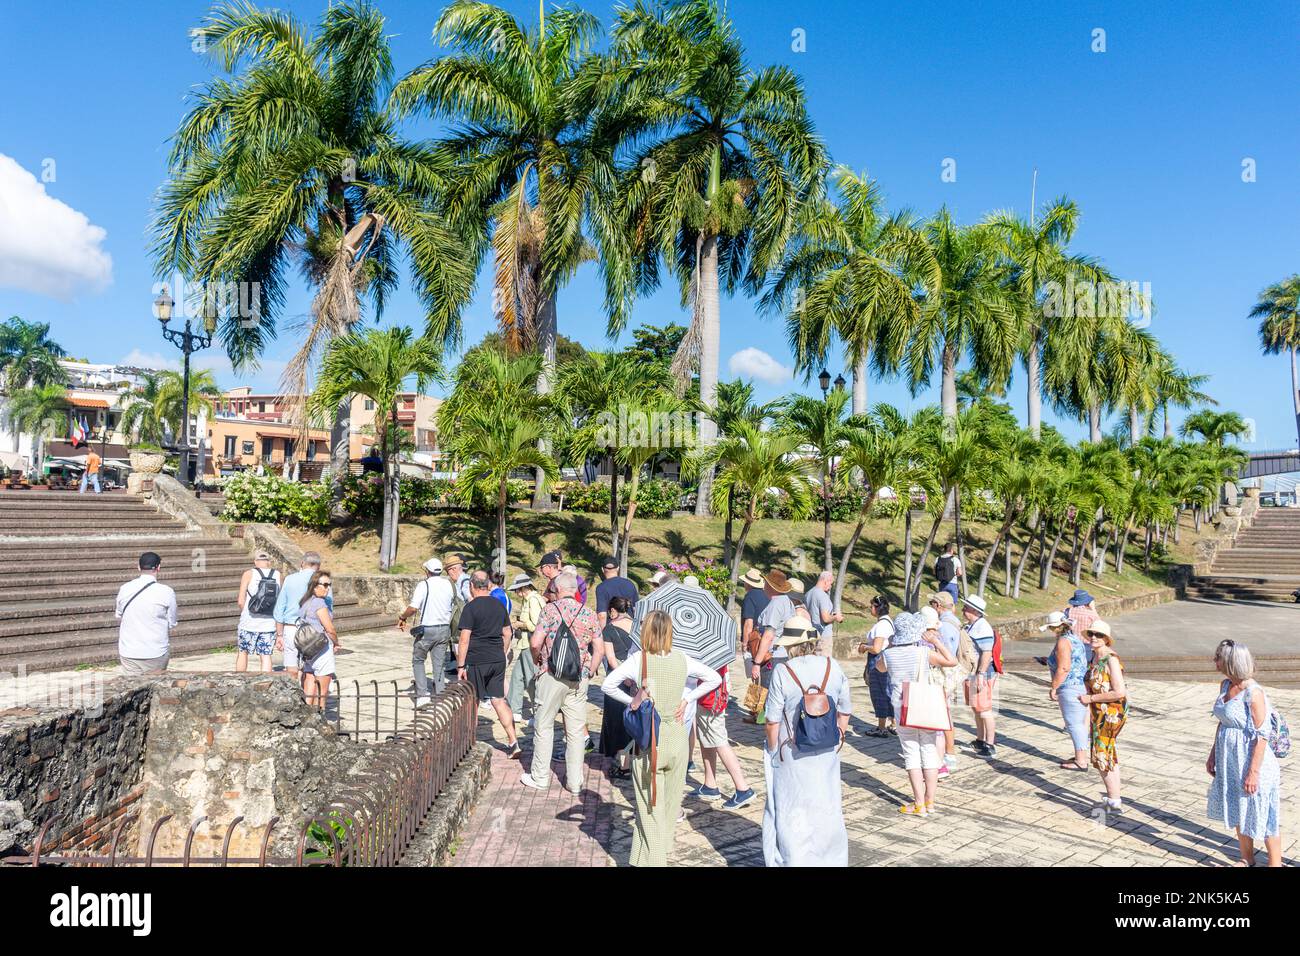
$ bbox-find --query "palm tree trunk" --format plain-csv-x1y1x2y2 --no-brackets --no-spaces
1026,327,1042,439
619,471,640,578
378,450,393,572
977,510,1016,597
1143,522,1154,571
1069,523,1084,586
388,468,401,569
822,469,833,572
1163,402,1172,438
911,489,951,609
533,293,558,510
609,460,620,558
903,507,914,604
726,499,758,615
1012,513,1039,598
941,341,958,423
852,354,868,416
1039,520,1066,590
1173,506,1182,545
1115,525,1129,574
329,397,351,522
1129,404,1141,446
954,485,969,595
834,493,877,610
497,480,508,573
694,233,721,517
723,485,735,568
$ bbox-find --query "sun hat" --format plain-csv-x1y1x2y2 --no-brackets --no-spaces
930,591,955,609
423,557,444,574
919,606,940,629
443,553,464,570
683,574,700,588
741,568,764,589
507,573,532,591
787,577,805,596
1067,589,1095,607
763,569,792,594
1085,619,1113,644
1040,610,1069,631
649,569,669,586
775,617,819,648
891,611,924,646
962,594,988,616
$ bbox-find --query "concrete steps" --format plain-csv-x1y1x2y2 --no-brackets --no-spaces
1196,511,1300,603
0,493,397,672
1006,653,1300,688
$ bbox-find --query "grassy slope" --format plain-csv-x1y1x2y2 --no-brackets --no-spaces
285,508,1207,631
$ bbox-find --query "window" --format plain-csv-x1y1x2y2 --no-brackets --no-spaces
261,437,274,461
364,399,375,410
258,401,266,414
284,439,296,461
306,441,317,461
224,436,236,458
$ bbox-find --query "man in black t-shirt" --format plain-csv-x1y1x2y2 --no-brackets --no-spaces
594,556,639,629
457,570,520,757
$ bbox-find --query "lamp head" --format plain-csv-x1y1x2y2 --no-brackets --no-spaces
153,288,174,324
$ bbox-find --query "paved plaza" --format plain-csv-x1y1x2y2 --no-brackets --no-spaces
57,598,1296,867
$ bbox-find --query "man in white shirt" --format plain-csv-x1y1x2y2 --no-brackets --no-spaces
746,570,796,726
116,551,178,676
962,594,998,758
397,557,455,706
274,551,328,682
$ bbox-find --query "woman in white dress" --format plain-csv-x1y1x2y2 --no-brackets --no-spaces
763,617,853,867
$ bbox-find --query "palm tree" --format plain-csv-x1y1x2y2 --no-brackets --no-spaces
611,391,695,575
1151,354,1213,438
832,404,931,609
778,387,851,571
1100,323,1161,445
907,210,1017,424
1252,275,1300,447
1180,409,1250,447
4,383,68,479
117,372,169,446
392,1,626,508
439,348,558,566
157,370,221,439
153,1,473,516
694,421,815,611
705,379,785,565
984,197,1112,439
308,328,442,571
0,317,68,448
603,0,827,515
762,168,936,415
557,350,673,556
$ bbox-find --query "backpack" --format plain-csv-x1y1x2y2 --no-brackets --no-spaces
1270,709,1291,759
936,554,955,584
547,604,584,682
449,586,466,637
698,665,729,715
247,569,278,616
622,651,661,804
956,626,979,674
990,627,1005,675
782,658,840,754
294,623,329,663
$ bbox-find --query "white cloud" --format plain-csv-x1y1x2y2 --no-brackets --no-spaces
728,347,791,386
0,154,112,299
117,348,286,391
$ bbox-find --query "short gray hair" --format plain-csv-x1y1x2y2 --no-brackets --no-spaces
554,571,578,597
1216,640,1255,681
302,551,322,568
470,570,491,591
817,570,833,587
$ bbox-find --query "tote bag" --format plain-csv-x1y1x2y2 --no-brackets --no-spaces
899,646,952,732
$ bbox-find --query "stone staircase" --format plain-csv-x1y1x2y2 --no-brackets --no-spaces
1005,652,1300,689
0,491,393,673
1185,508,1300,603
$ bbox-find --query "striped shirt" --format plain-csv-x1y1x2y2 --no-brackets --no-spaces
881,643,929,715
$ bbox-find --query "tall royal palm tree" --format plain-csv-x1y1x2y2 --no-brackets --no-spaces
907,210,1017,424
603,0,826,515
1252,275,1300,447
153,1,473,516
1151,353,1213,439
779,387,851,572
984,196,1113,439
392,1,628,508
0,317,68,448
309,328,443,571
762,168,936,415
1100,323,1161,445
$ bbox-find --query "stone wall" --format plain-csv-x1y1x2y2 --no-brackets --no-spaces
0,679,152,847
147,474,224,533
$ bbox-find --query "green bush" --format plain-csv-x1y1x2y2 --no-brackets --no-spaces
220,472,330,530
653,559,733,605
555,480,611,514
624,478,683,518
339,473,458,520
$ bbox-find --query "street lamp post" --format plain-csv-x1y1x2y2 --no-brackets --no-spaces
154,287,213,487
818,368,831,399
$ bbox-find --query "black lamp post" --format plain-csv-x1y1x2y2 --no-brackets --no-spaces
818,368,831,398
155,287,213,487
833,372,846,393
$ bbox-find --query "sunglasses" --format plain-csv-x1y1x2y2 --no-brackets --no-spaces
316,581,332,589
1085,631,1106,638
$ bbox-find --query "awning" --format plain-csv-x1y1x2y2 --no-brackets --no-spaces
66,397,110,409
0,451,26,471
254,429,330,440
45,441,131,459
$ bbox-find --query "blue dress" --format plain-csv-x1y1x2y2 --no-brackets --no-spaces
1207,680,1280,842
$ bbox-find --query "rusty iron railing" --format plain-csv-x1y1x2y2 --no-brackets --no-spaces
11,682,478,867
328,679,409,742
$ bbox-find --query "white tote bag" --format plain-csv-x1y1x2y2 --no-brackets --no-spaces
899,645,953,732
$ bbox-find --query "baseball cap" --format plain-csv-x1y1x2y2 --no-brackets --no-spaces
538,551,562,569
423,558,444,574
602,556,619,570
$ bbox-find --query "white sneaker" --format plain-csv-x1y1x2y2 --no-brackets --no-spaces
519,773,549,791
414,696,431,708
512,712,524,723
944,753,959,770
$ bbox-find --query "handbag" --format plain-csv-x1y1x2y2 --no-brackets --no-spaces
743,679,768,718
621,651,661,806
410,582,429,640
900,646,953,731
295,624,329,662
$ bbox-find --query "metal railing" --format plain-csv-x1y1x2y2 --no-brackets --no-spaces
11,682,478,868
328,679,410,742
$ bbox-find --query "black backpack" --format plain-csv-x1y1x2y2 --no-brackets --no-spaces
548,606,584,681
247,568,279,616
936,554,955,584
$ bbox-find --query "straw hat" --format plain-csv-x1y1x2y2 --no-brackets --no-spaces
763,569,792,594
741,568,764,589
1039,610,1069,631
1085,619,1113,645
442,553,464,571
775,617,819,648
787,577,805,596
930,591,955,609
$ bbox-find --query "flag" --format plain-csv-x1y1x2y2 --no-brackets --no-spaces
70,416,86,448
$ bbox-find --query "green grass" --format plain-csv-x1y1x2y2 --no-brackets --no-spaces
286,508,1206,626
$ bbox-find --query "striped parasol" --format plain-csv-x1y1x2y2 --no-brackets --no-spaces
630,581,736,671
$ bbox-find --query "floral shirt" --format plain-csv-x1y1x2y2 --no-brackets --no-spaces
535,597,601,677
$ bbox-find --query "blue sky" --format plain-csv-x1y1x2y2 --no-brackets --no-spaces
1,0,1297,447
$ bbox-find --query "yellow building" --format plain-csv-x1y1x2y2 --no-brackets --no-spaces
208,387,330,477
349,392,446,469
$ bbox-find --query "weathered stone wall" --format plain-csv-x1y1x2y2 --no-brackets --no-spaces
147,473,224,532
0,679,152,847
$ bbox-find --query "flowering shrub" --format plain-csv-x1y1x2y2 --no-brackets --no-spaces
220,472,330,529
555,480,611,513
652,559,735,605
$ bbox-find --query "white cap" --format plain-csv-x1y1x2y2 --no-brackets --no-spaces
423,558,443,574
1039,610,1069,631
919,605,940,629
683,575,700,588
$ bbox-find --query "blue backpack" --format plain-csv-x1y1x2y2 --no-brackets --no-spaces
783,659,839,754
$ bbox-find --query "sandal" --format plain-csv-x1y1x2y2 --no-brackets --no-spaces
898,802,928,816
1059,759,1089,771
866,727,889,738
924,802,937,814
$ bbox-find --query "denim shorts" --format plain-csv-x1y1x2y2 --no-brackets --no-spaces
238,628,275,656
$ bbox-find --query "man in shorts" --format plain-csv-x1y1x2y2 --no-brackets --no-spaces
689,663,756,809
961,593,998,757
456,570,520,758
